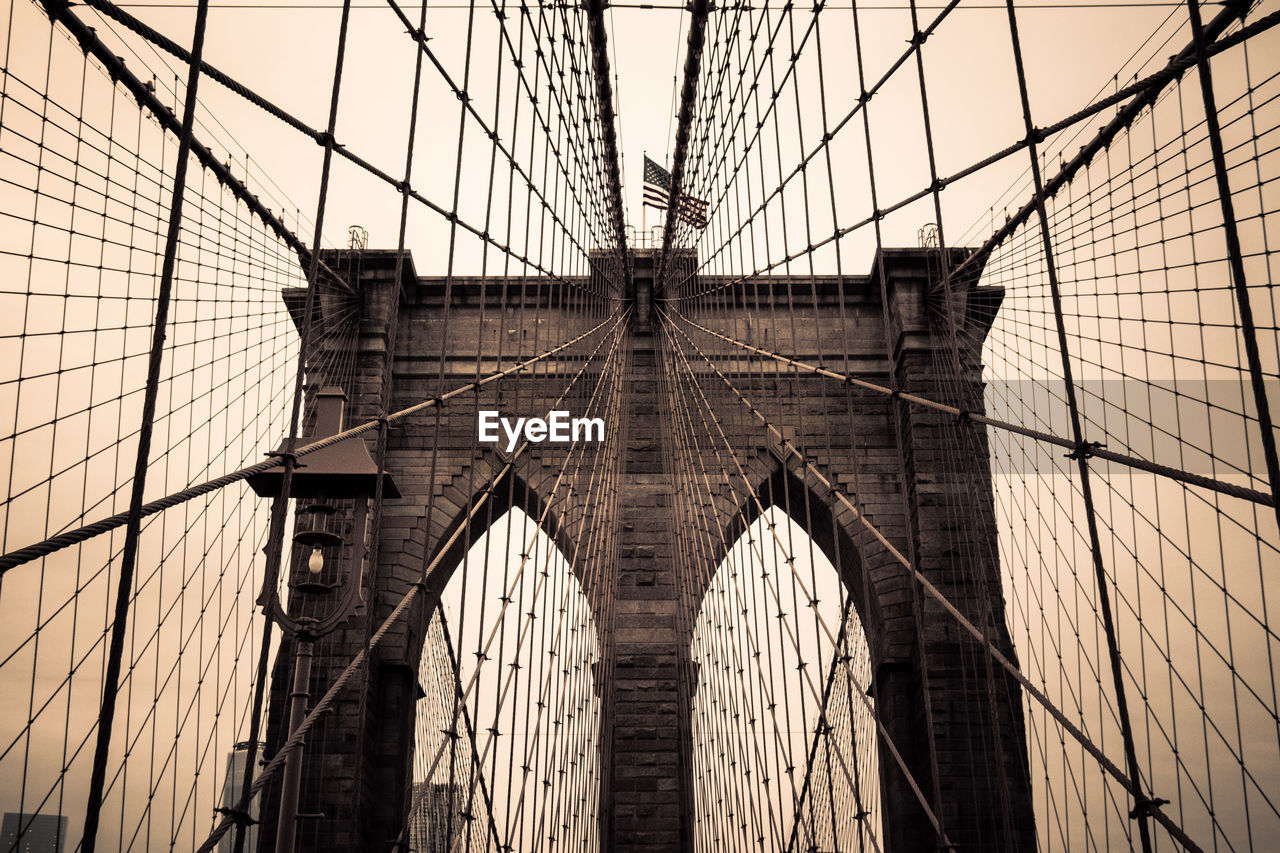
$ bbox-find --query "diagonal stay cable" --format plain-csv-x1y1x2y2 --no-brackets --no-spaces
476,361,623,848
77,5,212,846
660,314,947,846
41,0,358,294
390,317,627,850
670,2,1275,301
74,0,616,300
950,0,1255,280
662,341,886,852
433,602,509,852
783,599,860,853
668,308,1276,507
194,309,626,853
0,311,625,575
661,306,1209,853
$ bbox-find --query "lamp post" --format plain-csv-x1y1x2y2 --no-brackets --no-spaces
249,387,399,853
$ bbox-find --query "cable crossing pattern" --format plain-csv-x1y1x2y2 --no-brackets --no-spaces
0,0,1277,851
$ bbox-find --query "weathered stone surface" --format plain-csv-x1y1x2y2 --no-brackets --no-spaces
257,247,1034,853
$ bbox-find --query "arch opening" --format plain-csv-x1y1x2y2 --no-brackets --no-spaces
410,506,602,852
689,505,883,852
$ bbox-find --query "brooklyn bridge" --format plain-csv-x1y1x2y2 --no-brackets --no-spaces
0,0,1278,850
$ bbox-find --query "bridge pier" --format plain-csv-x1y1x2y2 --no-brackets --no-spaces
254,246,1034,852
599,331,698,851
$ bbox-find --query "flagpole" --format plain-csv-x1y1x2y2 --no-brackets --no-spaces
641,150,646,236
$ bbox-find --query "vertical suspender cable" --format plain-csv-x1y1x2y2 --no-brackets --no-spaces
239,2,358,849
1001,2,1154,849
77,2,212,849
844,0,950,839
1184,0,1280,537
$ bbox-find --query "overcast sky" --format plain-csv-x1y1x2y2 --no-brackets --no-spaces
1,1,1279,852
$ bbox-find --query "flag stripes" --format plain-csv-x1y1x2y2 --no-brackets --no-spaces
643,154,708,228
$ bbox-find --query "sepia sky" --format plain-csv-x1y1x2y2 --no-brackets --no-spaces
1,1,1278,851
45,0,1209,271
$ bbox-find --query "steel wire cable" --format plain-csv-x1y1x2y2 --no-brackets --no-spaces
2,0,1279,849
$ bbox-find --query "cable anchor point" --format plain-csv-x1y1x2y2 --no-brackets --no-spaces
213,806,258,828
1066,440,1105,460
1129,795,1170,820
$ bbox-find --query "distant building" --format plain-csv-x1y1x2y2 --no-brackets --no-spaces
218,741,261,853
1,813,66,853
408,782,457,853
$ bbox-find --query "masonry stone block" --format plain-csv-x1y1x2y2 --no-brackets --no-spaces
256,246,1034,853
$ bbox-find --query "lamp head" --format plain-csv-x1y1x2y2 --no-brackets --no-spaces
248,387,400,500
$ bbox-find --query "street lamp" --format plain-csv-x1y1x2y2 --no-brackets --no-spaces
249,387,399,853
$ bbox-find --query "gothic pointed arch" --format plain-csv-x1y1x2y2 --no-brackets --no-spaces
689,458,895,670
411,502,603,853
423,454,585,611
688,500,885,852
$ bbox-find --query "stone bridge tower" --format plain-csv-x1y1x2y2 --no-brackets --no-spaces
255,246,1035,852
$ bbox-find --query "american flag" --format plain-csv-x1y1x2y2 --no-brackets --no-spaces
642,154,709,229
